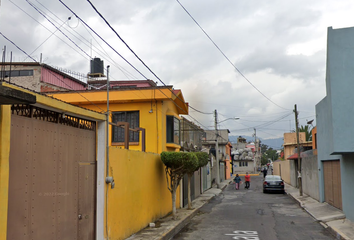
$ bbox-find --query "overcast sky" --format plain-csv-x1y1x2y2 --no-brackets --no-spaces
1,0,354,147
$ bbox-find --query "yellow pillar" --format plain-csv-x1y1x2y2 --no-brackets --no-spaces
0,105,11,240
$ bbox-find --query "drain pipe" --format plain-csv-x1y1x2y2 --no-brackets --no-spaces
105,65,114,188
105,65,114,240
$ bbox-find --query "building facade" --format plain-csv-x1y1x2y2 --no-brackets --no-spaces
316,26,354,218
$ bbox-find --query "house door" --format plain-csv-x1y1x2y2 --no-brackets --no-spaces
323,160,342,210
78,164,96,240
7,106,96,240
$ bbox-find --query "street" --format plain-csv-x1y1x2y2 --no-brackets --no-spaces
173,175,336,240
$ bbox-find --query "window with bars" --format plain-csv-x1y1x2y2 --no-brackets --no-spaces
112,111,139,143
0,70,34,78
166,115,180,144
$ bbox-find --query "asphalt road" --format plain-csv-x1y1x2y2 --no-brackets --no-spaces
173,175,336,240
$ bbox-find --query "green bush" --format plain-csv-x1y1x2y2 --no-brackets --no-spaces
160,151,198,170
194,152,209,168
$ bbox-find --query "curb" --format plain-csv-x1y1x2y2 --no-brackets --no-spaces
326,225,349,240
161,184,228,240
286,192,349,240
160,209,199,240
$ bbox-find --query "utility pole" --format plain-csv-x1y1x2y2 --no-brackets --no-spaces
214,109,220,187
294,104,302,196
254,128,257,173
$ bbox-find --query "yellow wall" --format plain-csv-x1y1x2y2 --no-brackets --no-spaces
107,148,178,240
51,94,183,154
273,160,291,184
0,106,11,240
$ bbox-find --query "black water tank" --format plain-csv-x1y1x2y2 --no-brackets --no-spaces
90,58,104,74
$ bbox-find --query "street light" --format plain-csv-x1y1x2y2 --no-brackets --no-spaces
218,117,240,124
214,110,239,187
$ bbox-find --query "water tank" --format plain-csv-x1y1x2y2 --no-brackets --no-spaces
90,58,104,75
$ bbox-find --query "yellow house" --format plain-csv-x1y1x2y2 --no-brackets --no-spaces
1,61,190,240
49,82,189,154
49,81,189,240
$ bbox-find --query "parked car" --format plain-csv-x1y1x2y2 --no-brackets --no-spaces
263,175,285,193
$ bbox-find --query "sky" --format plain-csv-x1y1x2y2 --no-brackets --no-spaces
1,0,354,147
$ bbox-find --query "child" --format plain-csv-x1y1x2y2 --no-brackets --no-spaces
244,172,251,189
233,174,241,190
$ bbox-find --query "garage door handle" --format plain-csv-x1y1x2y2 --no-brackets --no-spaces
78,214,82,220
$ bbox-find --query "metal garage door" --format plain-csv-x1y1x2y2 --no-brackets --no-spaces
7,105,96,240
323,160,342,210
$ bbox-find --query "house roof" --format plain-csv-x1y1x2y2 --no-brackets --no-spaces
0,62,87,87
287,153,300,160
48,85,189,115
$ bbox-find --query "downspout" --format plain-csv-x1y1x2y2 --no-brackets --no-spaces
105,66,114,240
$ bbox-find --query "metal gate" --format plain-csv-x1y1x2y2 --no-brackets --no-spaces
7,105,96,240
202,163,211,192
323,160,342,210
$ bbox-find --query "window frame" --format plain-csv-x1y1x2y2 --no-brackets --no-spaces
166,115,180,145
111,111,140,144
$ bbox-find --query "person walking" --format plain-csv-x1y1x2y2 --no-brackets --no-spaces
263,167,268,178
233,174,242,190
244,172,251,189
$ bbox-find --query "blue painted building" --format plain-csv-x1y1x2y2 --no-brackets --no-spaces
316,26,354,221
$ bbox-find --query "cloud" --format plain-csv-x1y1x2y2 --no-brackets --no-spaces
1,0,354,139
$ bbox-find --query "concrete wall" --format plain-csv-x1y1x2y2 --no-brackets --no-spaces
315,27,354,223
324,27,354,154
107,148,175,240
273,160,291,184
340,154,354,221
232,161,254,175
302,155,320,201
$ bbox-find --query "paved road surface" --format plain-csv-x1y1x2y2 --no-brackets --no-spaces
173,175,335,240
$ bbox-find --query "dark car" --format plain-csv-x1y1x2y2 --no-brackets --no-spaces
263,175,285,193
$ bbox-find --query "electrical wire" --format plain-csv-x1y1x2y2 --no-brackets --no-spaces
7,0,88,61
32,0,137,80
175,0,290,111
0,32,105,113
59,0,149,80
83,0,212,116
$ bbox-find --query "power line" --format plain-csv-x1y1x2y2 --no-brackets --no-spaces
26,0,92,60
59,0,149,80
32,0,137,80
7,0,88,61
175,0,290,111
83,0,212,116
0,32,105,113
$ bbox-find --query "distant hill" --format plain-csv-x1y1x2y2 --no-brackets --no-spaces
229,135,283,150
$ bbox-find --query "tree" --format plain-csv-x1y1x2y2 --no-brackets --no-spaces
299,125,312,141
160,151,198,219
261,144,279,165
185,152,209,209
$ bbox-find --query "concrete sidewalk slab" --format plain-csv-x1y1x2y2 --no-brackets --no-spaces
285,183,353,240
326,219,354,240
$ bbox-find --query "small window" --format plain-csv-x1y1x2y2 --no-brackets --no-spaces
0,70,33,77
166,115,180,144
112,111,139,143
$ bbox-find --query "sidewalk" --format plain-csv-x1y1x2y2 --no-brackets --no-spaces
285,183,354,240
126,178,232,240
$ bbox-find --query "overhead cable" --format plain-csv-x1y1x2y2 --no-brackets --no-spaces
0,32,105,113
175,0,290,111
